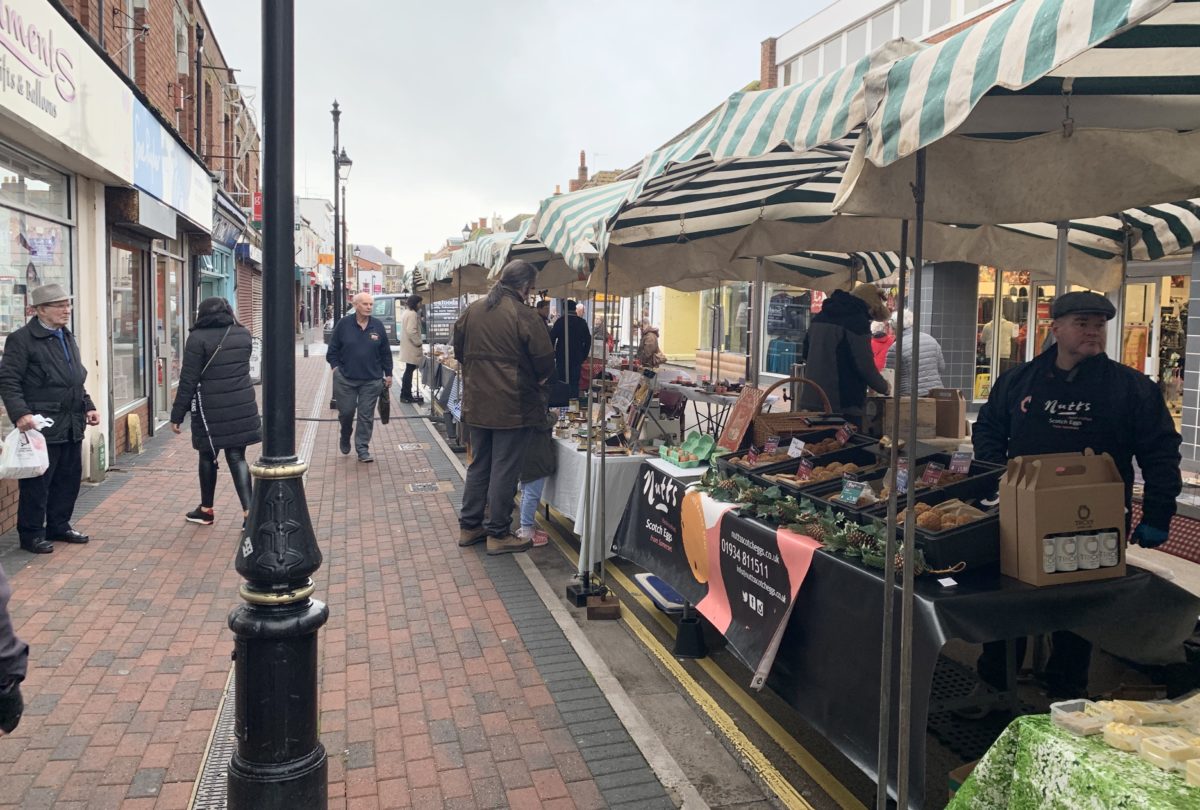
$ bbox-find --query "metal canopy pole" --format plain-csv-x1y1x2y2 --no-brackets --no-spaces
749,258,765,387
1055,221,1070,296
596,258,611,581
428,277,437,420
896,149,927,810
875,219,908,810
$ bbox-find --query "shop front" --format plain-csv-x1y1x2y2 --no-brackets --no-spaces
205,191,245,305
696,281,752,381
235,235,264,338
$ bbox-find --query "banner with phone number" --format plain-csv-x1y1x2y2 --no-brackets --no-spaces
612,462,821,688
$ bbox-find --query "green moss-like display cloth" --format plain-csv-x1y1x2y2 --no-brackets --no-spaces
949,715,1200,809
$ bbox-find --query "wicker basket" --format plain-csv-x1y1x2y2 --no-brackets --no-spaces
751,376,832,446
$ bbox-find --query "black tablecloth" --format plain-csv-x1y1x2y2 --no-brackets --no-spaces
767,549,1200,808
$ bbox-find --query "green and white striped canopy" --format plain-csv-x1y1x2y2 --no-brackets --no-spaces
405,258,451,292
446,231,517,294
621,40,922,204
604,126,1197,293
839,0,1200,223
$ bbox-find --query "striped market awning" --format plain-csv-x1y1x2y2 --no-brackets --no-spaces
620,39,922,204
447,231,518,294
604,130,1196,293
838,0,1200,223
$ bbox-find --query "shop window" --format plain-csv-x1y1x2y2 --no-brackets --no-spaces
801,48,820,82
699,283,750,355
0,142,70,220
111,246,146,412
761,283,811,377
899,0,923,38
822,37,842,73
845,23,867,63
929,0,953,30
871,6,896,48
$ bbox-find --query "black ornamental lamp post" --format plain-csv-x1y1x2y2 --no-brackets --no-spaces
227,2,328,807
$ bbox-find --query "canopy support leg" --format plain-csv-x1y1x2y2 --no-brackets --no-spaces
897,148,927,810
876,218,908,810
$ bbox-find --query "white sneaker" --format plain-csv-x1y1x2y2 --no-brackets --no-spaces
516,526,533,540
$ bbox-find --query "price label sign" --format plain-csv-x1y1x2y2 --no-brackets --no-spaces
796,458,815,481
839,478,867,505
949,451,973,475
896,458,910,495
746,446,760,465
764,436,781,454
835,422,857,445
920,461,946,487
787,438,806,458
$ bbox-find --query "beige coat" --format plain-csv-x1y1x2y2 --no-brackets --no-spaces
399,308,423,366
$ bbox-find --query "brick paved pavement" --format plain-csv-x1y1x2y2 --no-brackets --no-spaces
0,351,674,809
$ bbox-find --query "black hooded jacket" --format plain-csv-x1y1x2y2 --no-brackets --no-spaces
974,346,1182,530
800,290,889,413
170,310,261,452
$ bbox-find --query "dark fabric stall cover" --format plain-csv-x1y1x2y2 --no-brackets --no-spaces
613,462,821,687
613,462,1200,808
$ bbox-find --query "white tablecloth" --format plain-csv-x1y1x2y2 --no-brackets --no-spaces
541,437,647,559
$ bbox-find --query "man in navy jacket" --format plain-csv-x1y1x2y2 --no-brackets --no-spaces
327,293,393,463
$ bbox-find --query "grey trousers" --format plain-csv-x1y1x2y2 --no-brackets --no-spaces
333,371,384,455
460,426,531,538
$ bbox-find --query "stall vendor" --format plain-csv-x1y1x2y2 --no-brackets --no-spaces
969,290,1182,704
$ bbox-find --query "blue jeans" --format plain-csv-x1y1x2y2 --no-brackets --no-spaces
520,478,546,529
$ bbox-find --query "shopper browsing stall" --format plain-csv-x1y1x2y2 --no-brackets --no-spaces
549,299,591,396
970,291,1182,701
885,310,946,396
799,283,891,426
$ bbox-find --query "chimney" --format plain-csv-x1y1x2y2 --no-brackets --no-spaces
578,150,587,183
554,184,561,195
760,37,779,89
478,216,486,230
384,246,393,257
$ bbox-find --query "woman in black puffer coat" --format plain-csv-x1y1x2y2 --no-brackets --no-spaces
170,297,261,526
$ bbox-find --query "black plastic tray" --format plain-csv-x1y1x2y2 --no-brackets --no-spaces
904,486,1000,571
750,445,885,495
717,430,879,477
818,454,1002,519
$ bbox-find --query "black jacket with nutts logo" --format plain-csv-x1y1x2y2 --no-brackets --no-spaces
974,346,1181,530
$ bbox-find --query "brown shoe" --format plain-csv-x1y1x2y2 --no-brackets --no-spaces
458,526,487,547
486,533,533,556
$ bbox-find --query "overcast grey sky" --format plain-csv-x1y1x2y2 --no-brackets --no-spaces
202,1,823,268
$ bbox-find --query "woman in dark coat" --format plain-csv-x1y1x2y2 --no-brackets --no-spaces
170,297,261,525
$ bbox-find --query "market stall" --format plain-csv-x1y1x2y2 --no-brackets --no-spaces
540,436,648,561
611,463,1200,808
950,714,1200,809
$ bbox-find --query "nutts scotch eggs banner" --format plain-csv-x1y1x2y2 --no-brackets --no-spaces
613,462,820,688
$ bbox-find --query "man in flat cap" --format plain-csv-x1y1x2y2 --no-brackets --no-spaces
0,284,98,553
968,290,1181,705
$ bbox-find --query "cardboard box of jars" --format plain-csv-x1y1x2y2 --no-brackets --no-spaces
998,451,1126,586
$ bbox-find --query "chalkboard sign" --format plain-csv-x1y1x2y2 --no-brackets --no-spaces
426,298,464,344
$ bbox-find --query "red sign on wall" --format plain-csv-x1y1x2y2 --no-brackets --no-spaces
252,191,263,223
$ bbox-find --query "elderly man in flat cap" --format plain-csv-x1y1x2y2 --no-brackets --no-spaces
0,284,98,553
967,290,1181,708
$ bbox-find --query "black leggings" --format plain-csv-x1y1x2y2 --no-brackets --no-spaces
401,363,417,399
199,447,253,511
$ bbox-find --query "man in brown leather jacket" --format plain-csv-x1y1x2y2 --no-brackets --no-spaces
453,261,555,555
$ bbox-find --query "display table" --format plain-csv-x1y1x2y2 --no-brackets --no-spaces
541,437,647,557
610,466,1200,808
950,715,1200,808
657,382,780,438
